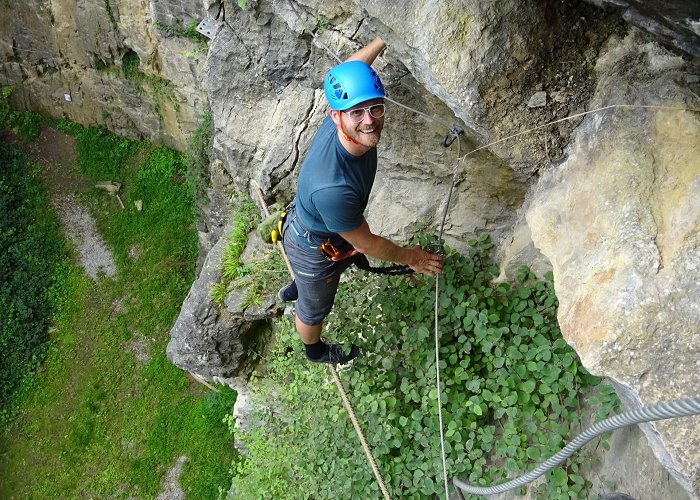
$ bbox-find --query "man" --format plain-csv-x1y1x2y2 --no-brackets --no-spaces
279,37,443,364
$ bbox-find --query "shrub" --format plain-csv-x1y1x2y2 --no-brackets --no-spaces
0,142,70,428
0,86,43,141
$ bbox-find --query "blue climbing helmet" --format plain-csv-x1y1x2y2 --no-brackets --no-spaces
323,60,385,111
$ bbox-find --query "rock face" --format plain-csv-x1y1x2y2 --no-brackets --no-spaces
527,33,700,495
2,0,700,495
166,220,281,380
586,0,700,57
0,0,208,149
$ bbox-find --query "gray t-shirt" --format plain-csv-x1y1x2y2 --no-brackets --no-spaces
294,115,377,238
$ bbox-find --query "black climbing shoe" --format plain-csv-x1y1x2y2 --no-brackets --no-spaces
278,281,298,302
306,343,360,365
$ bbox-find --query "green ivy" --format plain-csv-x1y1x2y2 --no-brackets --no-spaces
0,142,71,429
231,234,620,499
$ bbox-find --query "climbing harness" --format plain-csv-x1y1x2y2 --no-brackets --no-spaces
275,201,414,276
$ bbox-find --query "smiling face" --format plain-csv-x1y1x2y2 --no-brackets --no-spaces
330,98,385,155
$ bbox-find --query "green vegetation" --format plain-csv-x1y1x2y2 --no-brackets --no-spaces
154,19,208,57
185,112,213,204
233,251,287,309
0,142,70,428
0,86,43,141
122,50,142,81
56,119,143,178
118,50,178,115
0,121,236,498
314,14,330,34
210,196,260,306
209,194,287,311
231,234,620,499
103,0,118,31
155,19,207,42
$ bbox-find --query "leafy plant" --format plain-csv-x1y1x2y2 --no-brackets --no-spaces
0,142,70,429
0,86,43,141
230,234,620,499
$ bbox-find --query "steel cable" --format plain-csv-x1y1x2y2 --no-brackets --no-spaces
453,396,700,496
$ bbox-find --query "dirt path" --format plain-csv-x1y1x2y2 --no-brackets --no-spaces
26,127,117,279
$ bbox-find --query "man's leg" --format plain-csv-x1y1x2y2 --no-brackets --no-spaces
292,275,359,364
282,227,357,363
296,316,322,344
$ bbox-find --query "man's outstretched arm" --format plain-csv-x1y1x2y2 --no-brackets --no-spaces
340,220,443,276
345,37,386,66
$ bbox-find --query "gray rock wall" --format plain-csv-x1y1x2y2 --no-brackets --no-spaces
0,0,208,149
527,32,700,495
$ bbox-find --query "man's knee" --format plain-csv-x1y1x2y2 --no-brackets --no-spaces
295,303,334,326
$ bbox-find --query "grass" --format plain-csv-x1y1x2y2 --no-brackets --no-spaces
0,121,237,499
210,195,260,306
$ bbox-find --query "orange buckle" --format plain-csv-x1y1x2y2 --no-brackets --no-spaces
320,240,358,262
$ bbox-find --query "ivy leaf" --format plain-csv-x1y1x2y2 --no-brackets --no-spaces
521,380,536,394
552,467,567,486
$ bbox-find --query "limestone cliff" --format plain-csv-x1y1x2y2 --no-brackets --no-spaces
2,0,699,496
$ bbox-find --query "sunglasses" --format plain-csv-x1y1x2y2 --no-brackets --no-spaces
344,104,386,123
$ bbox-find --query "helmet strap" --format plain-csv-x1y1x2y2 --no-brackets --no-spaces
337,115,361,145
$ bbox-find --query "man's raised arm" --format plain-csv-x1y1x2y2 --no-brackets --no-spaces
345,37,386,66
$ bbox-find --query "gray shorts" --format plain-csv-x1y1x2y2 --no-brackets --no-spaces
282,215,353,326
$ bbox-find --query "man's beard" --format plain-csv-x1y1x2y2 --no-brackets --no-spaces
341,118,382,148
